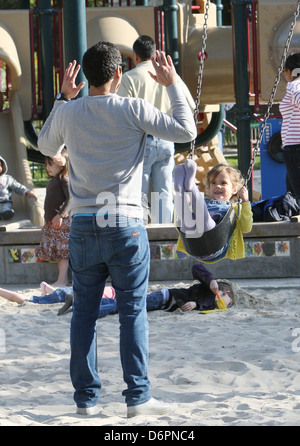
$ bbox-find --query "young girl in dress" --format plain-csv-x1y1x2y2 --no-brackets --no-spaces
175,161,253,262
39,150,70,286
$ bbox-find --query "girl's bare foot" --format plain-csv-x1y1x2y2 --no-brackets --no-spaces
40,281,56,295
51,281,69,288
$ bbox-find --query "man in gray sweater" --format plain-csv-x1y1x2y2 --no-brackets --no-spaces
38,41,196,418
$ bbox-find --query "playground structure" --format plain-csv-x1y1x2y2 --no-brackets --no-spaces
0,9,43,226
1,0,300,283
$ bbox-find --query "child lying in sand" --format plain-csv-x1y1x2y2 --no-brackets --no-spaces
0,264,234,315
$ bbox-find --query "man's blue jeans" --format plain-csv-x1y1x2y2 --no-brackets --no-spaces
69,214,151,408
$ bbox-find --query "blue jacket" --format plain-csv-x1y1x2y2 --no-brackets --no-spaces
251,192,300,222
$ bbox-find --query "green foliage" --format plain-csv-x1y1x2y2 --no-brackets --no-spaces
0,1,53,9
29,162,49,187
226,155,260,171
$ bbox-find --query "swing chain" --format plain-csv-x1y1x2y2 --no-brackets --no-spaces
245,0,300,187
190,0,210,158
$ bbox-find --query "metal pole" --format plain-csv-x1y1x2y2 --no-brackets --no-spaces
39,0,54,121
22,0,38,152
231,0,252,199
162,0,179,69
62,0,88,97
214,1,225,152
215,0,224,26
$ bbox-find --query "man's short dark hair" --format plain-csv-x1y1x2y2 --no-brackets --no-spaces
133,35,156,60
82,41,122,88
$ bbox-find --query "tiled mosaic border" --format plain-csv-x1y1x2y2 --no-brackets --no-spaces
7,240,291,264
244,241,290,257
149,240,290,260
8,248,51,264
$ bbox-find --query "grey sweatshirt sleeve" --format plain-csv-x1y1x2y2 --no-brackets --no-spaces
134,83,197,143
38,101,66,157
165,82,197,141
6,176,29,196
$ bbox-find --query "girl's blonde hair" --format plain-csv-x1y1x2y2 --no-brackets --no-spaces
205,163,244,202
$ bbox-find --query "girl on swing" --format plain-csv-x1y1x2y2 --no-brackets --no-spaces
175,160,253,262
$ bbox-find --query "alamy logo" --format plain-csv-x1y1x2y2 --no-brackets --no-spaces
291,328,300,353
95,188,180,227
95,187,204,235
0,329,6,353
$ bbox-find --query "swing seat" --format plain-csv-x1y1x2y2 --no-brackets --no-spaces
178,204,238,257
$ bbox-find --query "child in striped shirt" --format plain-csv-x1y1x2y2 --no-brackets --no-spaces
279,52,300,205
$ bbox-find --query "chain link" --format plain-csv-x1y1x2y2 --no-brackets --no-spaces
245,0,300,186
190,0,210,158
